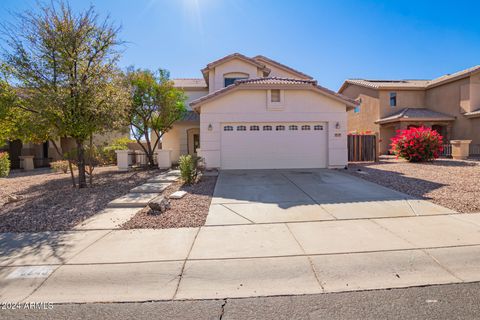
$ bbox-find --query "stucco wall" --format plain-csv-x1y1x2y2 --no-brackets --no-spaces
210,59,261,93
425,77,479,144
183,89,209,108
378,90,425,118
343,84,380,134
199,89,348,169
161,122,200,163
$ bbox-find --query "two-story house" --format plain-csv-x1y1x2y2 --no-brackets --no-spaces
163,53,356,170
339,66,480,155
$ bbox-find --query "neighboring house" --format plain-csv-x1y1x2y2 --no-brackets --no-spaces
339,66,480,154
164,53,356,170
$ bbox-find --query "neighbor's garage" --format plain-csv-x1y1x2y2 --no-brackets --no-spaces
220,122,327,169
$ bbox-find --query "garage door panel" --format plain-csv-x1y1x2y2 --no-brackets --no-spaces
221,123,327,169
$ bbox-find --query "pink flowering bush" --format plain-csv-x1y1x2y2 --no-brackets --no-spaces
390,126,443,162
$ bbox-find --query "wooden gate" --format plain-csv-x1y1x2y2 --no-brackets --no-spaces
348,134,378,162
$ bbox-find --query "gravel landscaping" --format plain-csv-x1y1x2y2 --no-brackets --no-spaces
346,158,480,213
122,176,217,229
0,167,160,232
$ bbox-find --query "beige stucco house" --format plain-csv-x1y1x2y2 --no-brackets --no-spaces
163,53,356,170
339,66,480,154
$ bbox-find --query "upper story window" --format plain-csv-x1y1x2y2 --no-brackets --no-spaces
354,98,361,113
271,89,281,102
224,77,247,87
390,92,397,107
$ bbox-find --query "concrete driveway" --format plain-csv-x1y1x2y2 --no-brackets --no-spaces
206,169,454,225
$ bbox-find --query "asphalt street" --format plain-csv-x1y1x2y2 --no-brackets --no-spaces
2,282,480,320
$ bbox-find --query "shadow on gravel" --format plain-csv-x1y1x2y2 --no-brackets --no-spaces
347,166,447,200
0,168,159,233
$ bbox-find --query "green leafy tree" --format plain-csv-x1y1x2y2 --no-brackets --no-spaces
0,1,130,188
127,68,187,167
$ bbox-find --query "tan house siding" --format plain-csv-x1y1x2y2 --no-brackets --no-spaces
425,77,479,144
378,90,425,118
344,84,380,134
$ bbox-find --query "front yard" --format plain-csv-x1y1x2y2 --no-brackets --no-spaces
121,176,217,229
346,158,480,213
0,167,160,232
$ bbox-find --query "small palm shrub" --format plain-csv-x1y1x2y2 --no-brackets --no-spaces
390,126,443,162
0,152,10,177
178,154,202,184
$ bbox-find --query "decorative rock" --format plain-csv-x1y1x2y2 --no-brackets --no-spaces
148,195,171,215
169,190,187,199
6,194,22,204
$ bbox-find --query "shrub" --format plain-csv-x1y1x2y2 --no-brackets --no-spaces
178,154,202,184
50,160,69,173
0,152,10,177
50,160,76,173
390,126,443,162
100,137,134,165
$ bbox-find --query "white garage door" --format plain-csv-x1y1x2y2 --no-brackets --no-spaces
220,122,327,169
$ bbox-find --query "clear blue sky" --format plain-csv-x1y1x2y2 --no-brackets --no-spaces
1,0,479,90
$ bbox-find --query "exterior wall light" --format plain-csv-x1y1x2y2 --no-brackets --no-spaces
335,122,340,129
208,124,213,131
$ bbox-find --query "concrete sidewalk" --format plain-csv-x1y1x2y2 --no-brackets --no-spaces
2,213,480,303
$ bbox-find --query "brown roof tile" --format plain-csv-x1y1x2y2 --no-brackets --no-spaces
190,77,357,109
375,108,456,124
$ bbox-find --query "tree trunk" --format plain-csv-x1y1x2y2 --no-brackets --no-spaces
76,139,87,188
144,127,155,167
50,139,76,188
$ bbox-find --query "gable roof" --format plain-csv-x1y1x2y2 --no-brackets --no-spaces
427,65,480,88
253,55,313,80
172,78,207,89
201,53,270,78
375,107,456,124
190,77,357,110
339,65,480,93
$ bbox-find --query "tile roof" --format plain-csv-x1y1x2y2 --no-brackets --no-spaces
190,77,357,109
340,65,480,92
235,77,318,85
179,111,200,122
253,55,313,80
343,79,429,90
172,78,207,88
428,65,480,87
375,108,456,124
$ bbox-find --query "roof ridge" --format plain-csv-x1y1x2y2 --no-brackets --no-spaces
252,55,313,79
